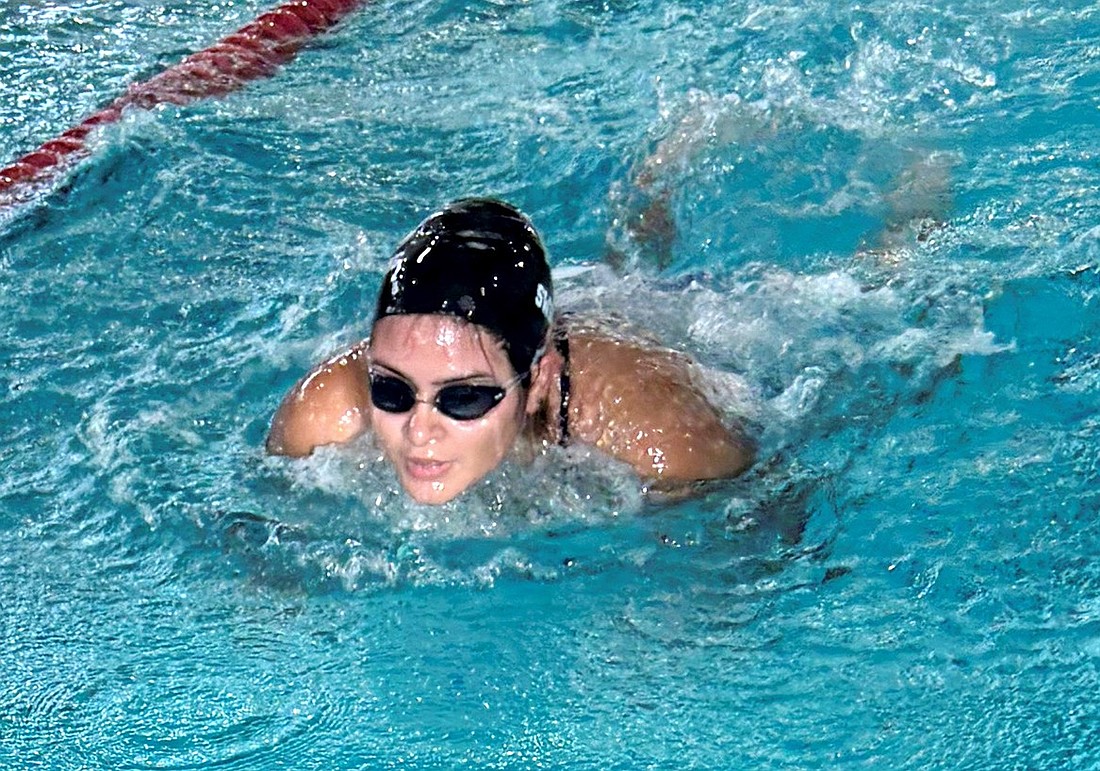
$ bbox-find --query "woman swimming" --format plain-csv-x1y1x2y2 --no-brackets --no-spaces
266,198,754,504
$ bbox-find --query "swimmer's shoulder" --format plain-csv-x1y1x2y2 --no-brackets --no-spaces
564,327,754,485
266,340,371,457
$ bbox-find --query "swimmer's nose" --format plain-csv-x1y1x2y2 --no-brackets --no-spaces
404,400,443,446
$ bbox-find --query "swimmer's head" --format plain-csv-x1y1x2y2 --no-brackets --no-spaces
374,198,554,377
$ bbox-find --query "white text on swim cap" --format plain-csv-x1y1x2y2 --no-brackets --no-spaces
534,283,553,322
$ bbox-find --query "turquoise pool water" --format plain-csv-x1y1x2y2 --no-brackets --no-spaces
2,0,1099,767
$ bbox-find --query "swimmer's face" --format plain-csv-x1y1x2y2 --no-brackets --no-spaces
368,314,536,505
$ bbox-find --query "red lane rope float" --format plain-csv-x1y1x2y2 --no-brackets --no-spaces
0,0,363,206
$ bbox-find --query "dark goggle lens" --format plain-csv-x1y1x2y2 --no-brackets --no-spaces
435,384,506,420
369,374,506,421
368,374,417,413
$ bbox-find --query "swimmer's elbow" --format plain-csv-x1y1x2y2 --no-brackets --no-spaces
266,358,371,458
655,429,755,484
689,446,754,483
265,410,367,458
265,411,316,457
713,430,756,479
723,451,754,481
265,424,310,457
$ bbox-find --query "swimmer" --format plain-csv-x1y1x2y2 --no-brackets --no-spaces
266,198,754,504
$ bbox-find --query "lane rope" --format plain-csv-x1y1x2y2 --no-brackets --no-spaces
0,0,363,207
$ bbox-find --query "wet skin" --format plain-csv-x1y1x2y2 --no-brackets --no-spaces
367,315,538,505
267,315,754,502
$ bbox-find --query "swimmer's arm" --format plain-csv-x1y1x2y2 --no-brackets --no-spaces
265,342,371,457
621,386,755,489
858,150,954,265
569,336,754,486
609,95,779,268
647,410,754,487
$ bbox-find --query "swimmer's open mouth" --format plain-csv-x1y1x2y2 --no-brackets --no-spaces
404,457,452,481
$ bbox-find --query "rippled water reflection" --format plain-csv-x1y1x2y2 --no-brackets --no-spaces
2,0,1099,767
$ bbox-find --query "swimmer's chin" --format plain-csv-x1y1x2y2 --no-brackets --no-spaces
397,462,464,505
402,484,464,506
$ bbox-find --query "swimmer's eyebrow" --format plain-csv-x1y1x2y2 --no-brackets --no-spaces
368,361,500,388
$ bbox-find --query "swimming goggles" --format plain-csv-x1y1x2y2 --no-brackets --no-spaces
368,370,526,421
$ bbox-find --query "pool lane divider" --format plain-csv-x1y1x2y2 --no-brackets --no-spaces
0,0,363,208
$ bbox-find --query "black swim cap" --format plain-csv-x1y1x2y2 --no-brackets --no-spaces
374,198,555,377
